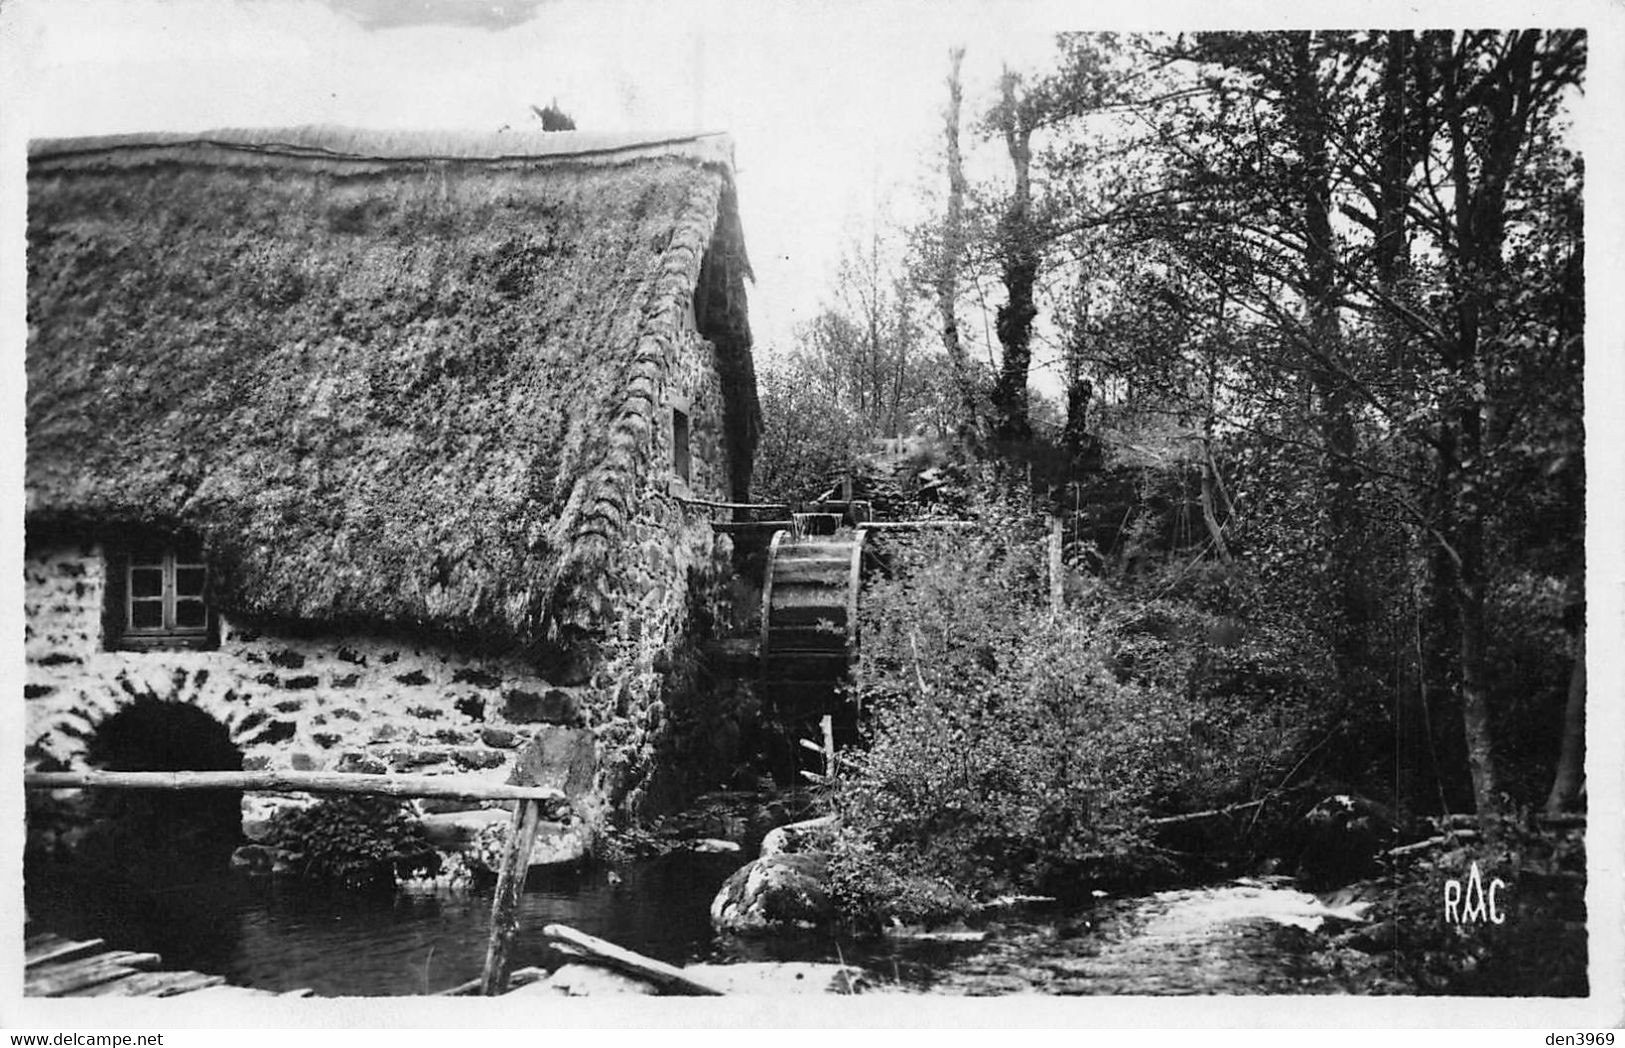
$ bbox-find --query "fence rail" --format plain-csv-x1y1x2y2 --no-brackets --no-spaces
25,769,565,804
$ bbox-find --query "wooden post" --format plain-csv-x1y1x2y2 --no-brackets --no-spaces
1048,514,1065,614
479,732,569,996
480,797,544,996
820,714,835,780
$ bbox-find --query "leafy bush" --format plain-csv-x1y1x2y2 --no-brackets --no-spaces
828,506,1328,910
1484,569,1577,804
825,834,975,929
262,796,438,890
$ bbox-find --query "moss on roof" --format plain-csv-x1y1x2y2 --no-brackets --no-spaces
27,129,758,647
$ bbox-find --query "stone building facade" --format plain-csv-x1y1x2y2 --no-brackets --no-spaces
24,128,761,866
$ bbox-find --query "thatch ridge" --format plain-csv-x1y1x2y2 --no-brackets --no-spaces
30,127,739,166
27,128,757,648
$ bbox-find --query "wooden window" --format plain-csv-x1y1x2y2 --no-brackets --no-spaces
672,407,692,484
108,538,215,650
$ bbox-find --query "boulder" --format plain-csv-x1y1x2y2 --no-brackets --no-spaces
760,815,837,857
1294,794,1402,887
710,851,835,934
505,725,596,801
529,819,593,867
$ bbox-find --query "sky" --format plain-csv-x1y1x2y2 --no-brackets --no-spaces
3,0,1074,352
10,0,1617,362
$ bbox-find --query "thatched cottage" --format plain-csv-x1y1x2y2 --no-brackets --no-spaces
24,128,760,862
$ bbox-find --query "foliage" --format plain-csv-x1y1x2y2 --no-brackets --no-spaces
829,502,1331,907
750,202,968,506
765,32,1581,932
1016,30,1585,822
825,834,975,930
262,796,438,891
751,355,869,505
1481,572,1576,802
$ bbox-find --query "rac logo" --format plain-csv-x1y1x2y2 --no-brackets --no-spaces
1444,860,1507,924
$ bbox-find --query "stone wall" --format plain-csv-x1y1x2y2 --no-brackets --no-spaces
584,315,751,815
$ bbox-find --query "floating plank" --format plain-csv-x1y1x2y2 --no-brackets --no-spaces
27,952,164,996
25,770,567,804
26,935,107,968
543,924,725,996
25,931,288,998
79,970,226,997
41,966,143,997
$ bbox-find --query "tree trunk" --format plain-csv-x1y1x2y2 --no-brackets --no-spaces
1375,31,1412,301
1373,29,1438,823
1545,633,1585,813
1287,32,1373,703
1061,374,1092,458
937,48,979,434
1457,570,1501,827
990,69,1038,444
1198,448,1233,564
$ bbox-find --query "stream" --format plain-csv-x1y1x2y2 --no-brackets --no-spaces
26,853,1376,996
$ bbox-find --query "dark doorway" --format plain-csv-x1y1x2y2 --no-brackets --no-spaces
77,694,246,882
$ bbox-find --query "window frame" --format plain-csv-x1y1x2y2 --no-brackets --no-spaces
106,538,217,651
671,405,692,486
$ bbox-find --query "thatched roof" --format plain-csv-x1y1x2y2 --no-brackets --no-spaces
27,127,759,648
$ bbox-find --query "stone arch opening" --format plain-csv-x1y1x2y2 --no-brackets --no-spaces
80,694,245,879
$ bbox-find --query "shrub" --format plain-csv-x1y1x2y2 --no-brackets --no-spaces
262,796,438,890
825,834,975,930
829,506,1328,910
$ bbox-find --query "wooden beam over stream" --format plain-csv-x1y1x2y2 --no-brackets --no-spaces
25,770,568,805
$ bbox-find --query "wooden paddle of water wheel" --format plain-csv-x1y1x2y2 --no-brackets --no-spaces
759,514,868,746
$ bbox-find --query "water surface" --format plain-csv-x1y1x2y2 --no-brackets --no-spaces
27,858,1370,996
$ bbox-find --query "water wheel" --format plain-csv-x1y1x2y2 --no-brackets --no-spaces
759,521,868,732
